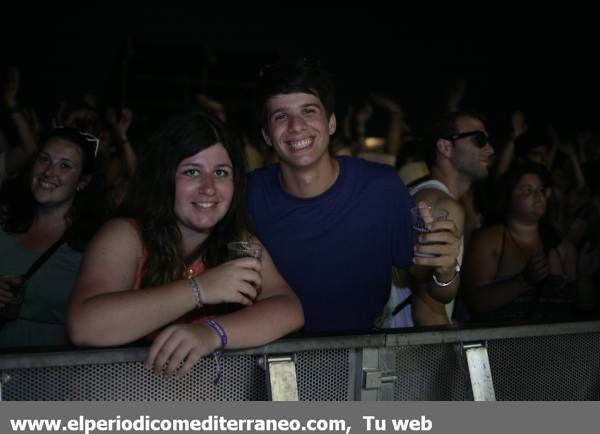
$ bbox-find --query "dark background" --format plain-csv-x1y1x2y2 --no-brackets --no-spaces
3,7,600,139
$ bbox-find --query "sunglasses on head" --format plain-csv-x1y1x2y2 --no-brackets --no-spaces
446,130,490,148
78,131,100,158
55,127,100,158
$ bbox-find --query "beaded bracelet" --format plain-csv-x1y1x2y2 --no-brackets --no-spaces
203,319,228,385
188,277,203,309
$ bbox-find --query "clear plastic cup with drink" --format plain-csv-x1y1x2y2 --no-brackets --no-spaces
227,241,263,261
410,204,449,258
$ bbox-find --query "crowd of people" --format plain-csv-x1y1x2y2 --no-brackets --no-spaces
1,58,598,377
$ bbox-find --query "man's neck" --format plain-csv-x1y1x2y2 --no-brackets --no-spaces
430,164,471,199
279,156,339,198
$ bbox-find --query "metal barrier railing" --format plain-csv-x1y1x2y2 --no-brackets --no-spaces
1,321,598,401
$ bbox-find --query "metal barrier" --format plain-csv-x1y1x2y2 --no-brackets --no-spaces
0,321,598,401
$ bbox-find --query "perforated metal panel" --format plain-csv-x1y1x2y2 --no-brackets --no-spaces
2,354,267,401
392,343,469,400
1,325,599,401
296,348,352,401
488,332,600,400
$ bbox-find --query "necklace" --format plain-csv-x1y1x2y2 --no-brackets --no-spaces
183,257,205,279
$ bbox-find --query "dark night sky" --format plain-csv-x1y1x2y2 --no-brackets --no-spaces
4,7,600,137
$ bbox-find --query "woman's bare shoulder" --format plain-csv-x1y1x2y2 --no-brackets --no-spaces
85,218,144,257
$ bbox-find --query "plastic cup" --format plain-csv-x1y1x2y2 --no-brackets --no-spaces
410,205,449,257
227,241,263,261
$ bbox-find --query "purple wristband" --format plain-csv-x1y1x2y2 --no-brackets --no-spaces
204,319,227,350
203,319,228,384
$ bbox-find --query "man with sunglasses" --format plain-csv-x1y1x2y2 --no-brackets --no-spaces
247,58,461,332
409,111,495,325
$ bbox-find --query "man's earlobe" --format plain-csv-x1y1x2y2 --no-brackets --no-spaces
328,114,337,135
437,138,453,158
261,129,272,147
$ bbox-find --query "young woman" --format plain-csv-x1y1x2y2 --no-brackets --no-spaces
463,162,598,323
67,113,303,377
0,127,106,347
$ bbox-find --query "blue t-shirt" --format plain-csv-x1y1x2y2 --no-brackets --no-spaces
248,156,414,332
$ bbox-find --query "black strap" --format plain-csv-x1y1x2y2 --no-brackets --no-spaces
22,234,67,281
495,226,507,282
391,294,413,316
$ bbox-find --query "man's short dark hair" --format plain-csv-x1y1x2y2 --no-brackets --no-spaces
432,111,487,141
256,58,335,127
425,111,487,165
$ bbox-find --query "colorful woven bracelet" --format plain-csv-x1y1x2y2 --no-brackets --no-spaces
203,319,228,384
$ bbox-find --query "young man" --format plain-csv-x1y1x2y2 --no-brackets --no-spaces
410,112,495,325
248,59,461,332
